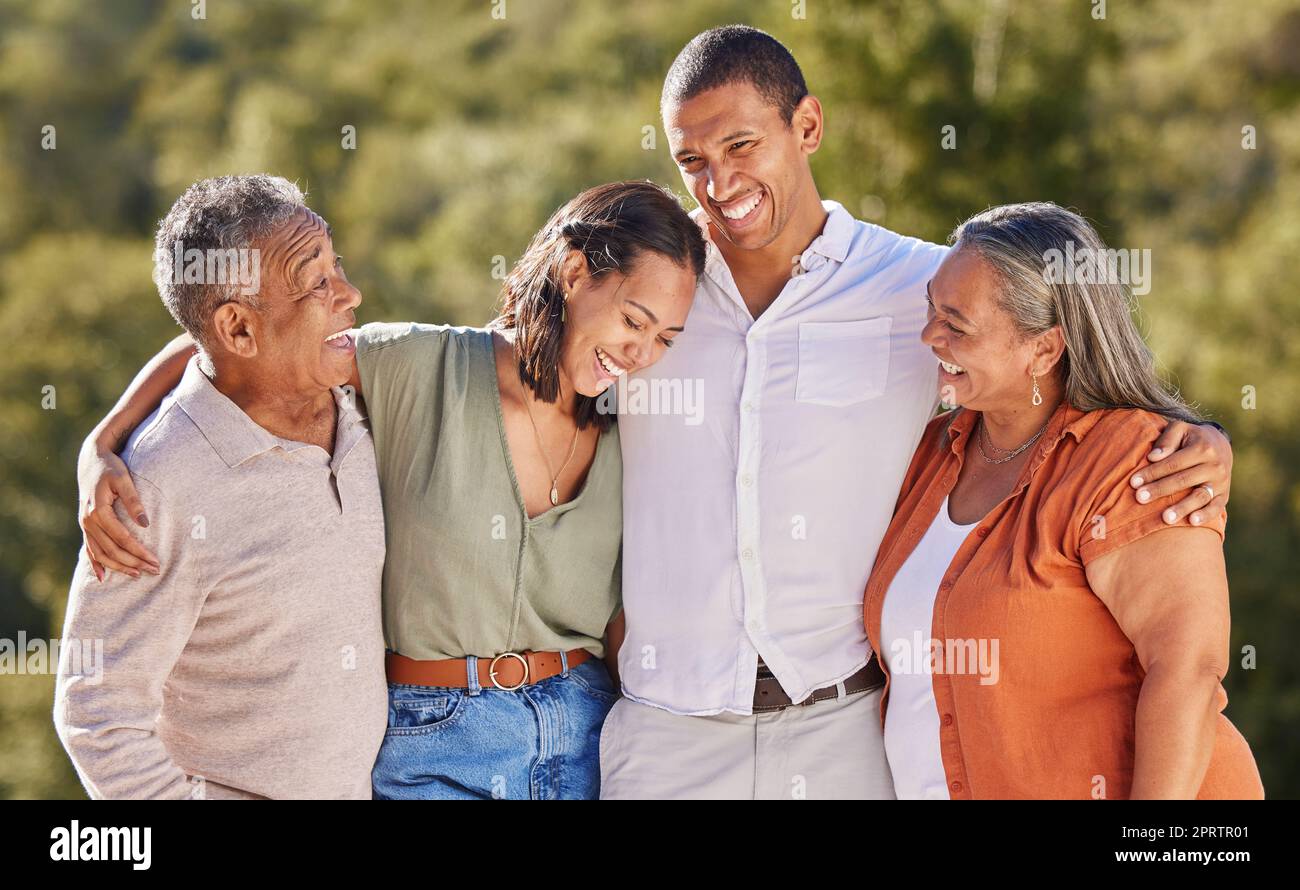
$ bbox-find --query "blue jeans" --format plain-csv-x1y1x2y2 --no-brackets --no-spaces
371,653,619,800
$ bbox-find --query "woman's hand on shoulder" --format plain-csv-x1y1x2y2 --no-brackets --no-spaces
77,441,159,580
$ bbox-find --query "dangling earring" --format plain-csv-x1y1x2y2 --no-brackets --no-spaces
561,291,568,323
1031,371,1043,406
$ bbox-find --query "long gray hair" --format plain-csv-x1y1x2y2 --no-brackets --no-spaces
949,202,1201,424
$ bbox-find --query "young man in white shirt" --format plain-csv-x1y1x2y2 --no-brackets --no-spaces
601,25,1234,799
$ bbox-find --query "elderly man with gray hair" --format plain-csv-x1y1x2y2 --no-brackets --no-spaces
54,174,387,799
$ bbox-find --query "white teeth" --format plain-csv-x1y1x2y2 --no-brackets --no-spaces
720,191,762,220
939,360,965,375
596,346,626,376
325,330,349,343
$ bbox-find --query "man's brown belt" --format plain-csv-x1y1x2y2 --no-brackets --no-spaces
386,648,593,692
753,656,885,712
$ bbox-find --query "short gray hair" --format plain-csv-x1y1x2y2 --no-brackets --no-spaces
152,175,306,347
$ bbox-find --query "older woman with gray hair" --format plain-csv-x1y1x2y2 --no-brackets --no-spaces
864,202,1264,799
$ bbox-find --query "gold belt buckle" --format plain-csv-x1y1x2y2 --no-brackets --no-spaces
488,652,529,691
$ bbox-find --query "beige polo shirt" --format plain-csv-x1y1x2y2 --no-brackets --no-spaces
54,355,387,799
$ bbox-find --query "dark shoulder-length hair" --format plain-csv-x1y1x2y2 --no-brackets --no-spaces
487,180,708,431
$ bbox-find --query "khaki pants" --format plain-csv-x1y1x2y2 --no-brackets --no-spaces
598,687,895,800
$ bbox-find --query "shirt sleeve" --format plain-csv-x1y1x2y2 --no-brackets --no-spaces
1073,411,1227,567
53,475,209,799
353,321,454,449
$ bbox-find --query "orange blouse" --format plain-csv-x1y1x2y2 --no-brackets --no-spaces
863,400,1264,799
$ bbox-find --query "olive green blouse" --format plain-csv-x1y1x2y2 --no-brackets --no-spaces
355,321,622,660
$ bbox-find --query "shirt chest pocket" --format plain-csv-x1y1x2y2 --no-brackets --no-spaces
794,317,893,407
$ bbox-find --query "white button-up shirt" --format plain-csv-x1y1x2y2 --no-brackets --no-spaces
617,200,949,715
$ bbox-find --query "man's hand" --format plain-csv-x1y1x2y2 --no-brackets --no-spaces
1129,420,1232,527
77,440,160,580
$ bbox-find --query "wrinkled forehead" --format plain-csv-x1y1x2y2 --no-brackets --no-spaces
261,208,332,282
261,207,329,254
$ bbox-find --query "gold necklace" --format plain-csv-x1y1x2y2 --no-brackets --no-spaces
975,415,1048,465
517,372,580,506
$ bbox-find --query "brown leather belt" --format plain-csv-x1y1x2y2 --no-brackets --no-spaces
753,656,885,712
386,648,593,691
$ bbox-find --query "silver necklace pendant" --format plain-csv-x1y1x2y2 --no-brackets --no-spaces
550,484,559,506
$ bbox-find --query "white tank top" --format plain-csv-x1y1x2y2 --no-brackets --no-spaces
880,494,976,799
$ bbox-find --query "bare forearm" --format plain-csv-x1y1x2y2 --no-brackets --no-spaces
603,646,621,688
1130,666,1221,799
87,333,197,454
603,609,626,688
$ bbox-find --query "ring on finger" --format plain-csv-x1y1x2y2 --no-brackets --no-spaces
1199,484,1214,500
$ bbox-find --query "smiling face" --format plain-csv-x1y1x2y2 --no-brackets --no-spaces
665,81,821,252
557,248,697,397
211,208,361,392
923,246,1061,412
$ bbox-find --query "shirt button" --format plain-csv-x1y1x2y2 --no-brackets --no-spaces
743,401,755,413
942,713,954,726
741,474,753,487
741,547,754,560
976,527,989,538
950,780,963,793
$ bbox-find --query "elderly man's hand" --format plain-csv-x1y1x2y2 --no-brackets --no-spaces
1128,421,1232,527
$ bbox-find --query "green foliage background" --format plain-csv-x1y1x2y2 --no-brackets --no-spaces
1,0,1296,798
